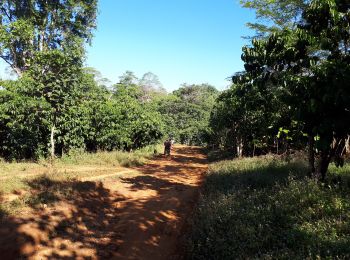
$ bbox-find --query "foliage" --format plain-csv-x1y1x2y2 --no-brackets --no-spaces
0,2,168,160
0,68,166,160
188,156,350,259
157,84,219,145
213,0,350,179
241,1,350,178
0,0,99,159
0,0,218,160
209,79,293,156
0,79,50,159
0,0,97,75
240,0,309,37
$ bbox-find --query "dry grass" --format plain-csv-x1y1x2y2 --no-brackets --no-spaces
0,144,162,217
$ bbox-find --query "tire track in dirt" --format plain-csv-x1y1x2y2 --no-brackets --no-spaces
0,145,207,259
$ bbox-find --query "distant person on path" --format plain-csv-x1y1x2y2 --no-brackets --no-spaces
164,139,172,156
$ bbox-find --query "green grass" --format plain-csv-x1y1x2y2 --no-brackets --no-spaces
188,155,350,259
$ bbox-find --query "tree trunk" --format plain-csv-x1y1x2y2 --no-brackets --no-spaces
308,135,316,177
346,135,350,155
50,125,55,161
316,138,342,181
236,136,243,158
317,150,331,181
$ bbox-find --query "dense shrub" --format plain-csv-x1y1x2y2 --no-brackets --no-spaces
0,74,165,160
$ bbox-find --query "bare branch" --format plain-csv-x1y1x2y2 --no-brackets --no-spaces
0,55,22,77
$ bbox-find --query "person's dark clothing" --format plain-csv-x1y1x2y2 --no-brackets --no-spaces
164,140,171,155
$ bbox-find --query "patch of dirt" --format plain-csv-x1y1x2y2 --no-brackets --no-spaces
0,145,207,259
0,166,128,181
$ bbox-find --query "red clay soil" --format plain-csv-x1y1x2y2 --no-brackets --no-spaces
0,145,207,260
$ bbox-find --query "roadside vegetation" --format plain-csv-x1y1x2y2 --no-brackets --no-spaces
0,2,218,163
0,144,162,218
188,1,350,257
0,0,350,258
188,156,350,259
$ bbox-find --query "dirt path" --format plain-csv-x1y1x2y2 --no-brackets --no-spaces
0,145,207,259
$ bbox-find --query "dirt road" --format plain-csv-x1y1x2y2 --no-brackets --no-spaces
0,145,207,259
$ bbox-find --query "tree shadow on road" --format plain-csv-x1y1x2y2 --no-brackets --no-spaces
0,146,207,259
0,176,126,259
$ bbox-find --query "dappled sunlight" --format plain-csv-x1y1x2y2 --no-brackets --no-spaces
0,179,124,259
0,145,207,259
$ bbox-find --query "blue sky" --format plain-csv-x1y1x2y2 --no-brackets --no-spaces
0,0,256,91
85,0,255,91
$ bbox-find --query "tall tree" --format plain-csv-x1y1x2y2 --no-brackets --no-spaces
0,0,97,75
241,0,309,37
0,0,98,159
139,72,166,102
139,72,165,93
118,70,139,86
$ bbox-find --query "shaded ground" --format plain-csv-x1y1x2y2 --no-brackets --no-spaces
0,145,207,259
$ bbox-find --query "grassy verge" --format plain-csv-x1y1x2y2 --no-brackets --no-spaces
57,144,162,167
188,155,350,259
0,144,162,218
0,173,108,219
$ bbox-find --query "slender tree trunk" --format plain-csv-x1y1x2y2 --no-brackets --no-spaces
50,125,55,161
236,136,243,158
39,31,44,52
346,135,350,155
308,135,316,177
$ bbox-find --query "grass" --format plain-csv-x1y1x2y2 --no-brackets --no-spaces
0,173,110,219
57,144,162,167
188,155,350,259
0,144,162,218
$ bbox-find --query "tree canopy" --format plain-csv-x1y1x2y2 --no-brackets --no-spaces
0,0,97,76
210,0,350,179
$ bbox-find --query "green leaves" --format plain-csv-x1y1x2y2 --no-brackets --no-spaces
0,81,50,160
157,84,219,145
230,0,350,177
0,0,97,74
240,0,309,37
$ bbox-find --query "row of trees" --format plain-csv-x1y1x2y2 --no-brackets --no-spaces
0,1,217,160
209,0,350,179
0,66,219,161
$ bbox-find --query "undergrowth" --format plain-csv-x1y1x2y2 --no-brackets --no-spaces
188,155,350,259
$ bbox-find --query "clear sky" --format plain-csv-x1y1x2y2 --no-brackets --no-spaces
86,0,255,91
0,0,256,91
